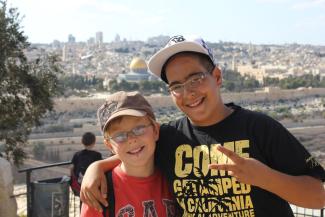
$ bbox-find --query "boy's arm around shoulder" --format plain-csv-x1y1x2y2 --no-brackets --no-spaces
80,155,121,211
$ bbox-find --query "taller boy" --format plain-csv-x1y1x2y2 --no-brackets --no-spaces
148,35,325,216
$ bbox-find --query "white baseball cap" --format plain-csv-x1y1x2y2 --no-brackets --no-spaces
148,35,215,83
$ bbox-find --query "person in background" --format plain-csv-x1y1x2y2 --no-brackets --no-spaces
70,132,102,197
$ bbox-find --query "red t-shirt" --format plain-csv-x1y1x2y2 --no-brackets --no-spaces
80,166,176,217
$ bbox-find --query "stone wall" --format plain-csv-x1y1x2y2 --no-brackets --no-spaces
223,87,325,104
53,88,325,112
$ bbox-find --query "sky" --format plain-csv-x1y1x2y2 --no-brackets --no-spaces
6,0,325,45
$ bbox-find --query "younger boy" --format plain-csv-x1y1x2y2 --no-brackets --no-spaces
80,91,176,217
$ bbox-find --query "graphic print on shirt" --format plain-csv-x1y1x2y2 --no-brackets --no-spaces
173,140,255,216
115,199,176,217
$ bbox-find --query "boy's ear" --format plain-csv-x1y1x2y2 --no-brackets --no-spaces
104,139,115,154
212,67,222,86
153,122,160,141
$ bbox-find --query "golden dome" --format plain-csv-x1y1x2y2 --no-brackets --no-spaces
130,57,147,70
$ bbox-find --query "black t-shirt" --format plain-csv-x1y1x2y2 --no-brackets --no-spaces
72,149,102,184
155,103,325,217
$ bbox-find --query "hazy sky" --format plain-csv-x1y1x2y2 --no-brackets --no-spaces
6,0,325,45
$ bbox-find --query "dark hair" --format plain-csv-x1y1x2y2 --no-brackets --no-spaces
82,132,96,146
161,51,215,83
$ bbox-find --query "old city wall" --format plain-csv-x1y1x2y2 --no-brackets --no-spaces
223,87,325,104
53,88,325,113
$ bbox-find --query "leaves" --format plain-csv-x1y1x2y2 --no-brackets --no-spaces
0,1,62,166
222,69,260,92
108,78,168,93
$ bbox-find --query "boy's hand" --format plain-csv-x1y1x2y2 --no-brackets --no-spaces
208,145,270,187
80,162,108,211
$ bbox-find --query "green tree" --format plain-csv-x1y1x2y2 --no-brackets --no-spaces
223,81,235,91
263,77,279,86
222,69,260,92
0,1,62,166
243,78,259,90
276,74,324,89
59,75,104,91
118,80,139,91
139,80,153,92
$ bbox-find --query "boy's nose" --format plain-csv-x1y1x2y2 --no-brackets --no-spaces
184,86,197,97
126,132,138,142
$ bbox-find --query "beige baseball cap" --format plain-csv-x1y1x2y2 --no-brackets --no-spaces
97,91,155,132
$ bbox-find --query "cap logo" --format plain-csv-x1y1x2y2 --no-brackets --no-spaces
165,35,215,64
167,35,186,46
98,101,118,129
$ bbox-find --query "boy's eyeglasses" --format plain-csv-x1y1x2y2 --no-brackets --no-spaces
106,123,153,144
168,72,208,96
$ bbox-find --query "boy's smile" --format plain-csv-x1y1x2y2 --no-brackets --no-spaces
186,96,204,108
124,138,147,158
127,146,145,155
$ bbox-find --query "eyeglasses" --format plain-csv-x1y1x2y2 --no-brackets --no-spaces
168,72,208,96
106,123,153,144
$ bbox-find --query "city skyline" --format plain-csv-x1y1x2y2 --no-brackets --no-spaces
6,0,325,45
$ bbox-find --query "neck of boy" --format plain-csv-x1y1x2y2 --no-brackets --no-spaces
190,103,234,127
213,104,234,123
84,145,94,150
119,160,155,178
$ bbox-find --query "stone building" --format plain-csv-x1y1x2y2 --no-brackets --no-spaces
117,57,157,82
